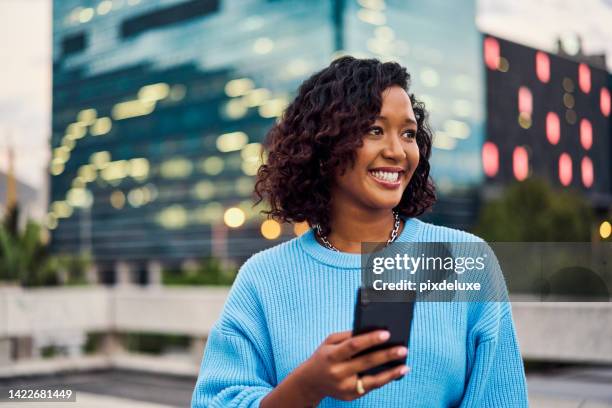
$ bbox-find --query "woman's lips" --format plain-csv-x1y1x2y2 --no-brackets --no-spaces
368,170,403,189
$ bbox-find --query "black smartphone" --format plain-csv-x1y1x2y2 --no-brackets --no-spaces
352,286,416,378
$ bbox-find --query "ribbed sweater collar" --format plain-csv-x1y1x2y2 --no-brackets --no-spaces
298,217,423,269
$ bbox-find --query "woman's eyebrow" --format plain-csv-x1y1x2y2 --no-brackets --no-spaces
376,115,418,126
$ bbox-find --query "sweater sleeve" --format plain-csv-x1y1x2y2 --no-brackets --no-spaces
459,306,529,407
191,259,275,407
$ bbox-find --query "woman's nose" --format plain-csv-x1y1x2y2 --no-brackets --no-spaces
382,133,407,160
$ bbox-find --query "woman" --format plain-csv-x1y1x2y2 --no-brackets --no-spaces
191,56,528,407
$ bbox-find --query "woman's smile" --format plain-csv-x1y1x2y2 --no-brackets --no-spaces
368,167,405,189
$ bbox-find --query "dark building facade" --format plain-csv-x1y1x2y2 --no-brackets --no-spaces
482,34,611,210
50,0,484,274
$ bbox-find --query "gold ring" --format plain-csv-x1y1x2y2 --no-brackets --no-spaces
356,378,365,395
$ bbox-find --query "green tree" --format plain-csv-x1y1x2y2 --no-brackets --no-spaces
0,205,90,286
472,178,594,242
163,257,237,286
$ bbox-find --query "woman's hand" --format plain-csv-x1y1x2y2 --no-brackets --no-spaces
294,330,409,404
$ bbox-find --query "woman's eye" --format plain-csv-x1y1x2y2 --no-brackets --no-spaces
402,129,417,139
368,126,383,136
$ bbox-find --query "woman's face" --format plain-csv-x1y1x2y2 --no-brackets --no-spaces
331,85,420,212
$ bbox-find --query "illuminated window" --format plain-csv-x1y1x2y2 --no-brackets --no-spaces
157,205,188,229
67,188,93,208
112,100,155,120
78,164,97,182
357,8,386,25
160,158,193,179
253,38,274,54
90,151,111,169
128,188,146,207
578,63,591,93
201,156,224,175
581,157,594,188
243,88,271,107
558,153,573,186
62,136,76,150
50,161,65,176
484,37,500,70
241,160,261,176
579,119,592,150
217,132,248,152
110,190,126,209
546,112,560,145
225,78,255,97
129,158,150,179
91,117,112,136
481,141,499,177
223,99,248,119
54,146,71,162
359,0,385,10
535,52,550,83
518,113,531,129
97,1,112,15
52,201,73,218
138,83,169,103
77,108,97,125
241,143,263,161
563,93,575,109
79,7,94,23
512,146,529,181
518,86,532,115
258,97,289,118
101,160,129,181
66,122,86,139
601,87,611,117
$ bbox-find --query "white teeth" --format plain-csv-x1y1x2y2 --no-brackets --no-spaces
370,170,400,182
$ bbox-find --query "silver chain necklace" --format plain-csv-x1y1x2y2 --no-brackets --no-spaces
315,211,401,252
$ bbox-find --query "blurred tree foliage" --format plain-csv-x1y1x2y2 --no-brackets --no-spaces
163,257,237,286
121,332,191,355
472,178,594,242
0,205,91,286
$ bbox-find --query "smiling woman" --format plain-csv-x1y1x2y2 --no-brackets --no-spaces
253,56,435,243
191,56,528,407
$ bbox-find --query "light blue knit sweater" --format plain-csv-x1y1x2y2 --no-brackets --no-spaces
192,218,529,407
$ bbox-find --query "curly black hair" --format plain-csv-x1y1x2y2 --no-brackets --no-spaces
254,56,436,235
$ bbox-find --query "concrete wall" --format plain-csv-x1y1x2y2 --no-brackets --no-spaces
513,302,612,363
1,287,611,368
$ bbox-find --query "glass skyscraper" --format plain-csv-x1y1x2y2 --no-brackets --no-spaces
50,0,483,275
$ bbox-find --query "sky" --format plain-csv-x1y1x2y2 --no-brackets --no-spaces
0,0,51,219
0,0,611,219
